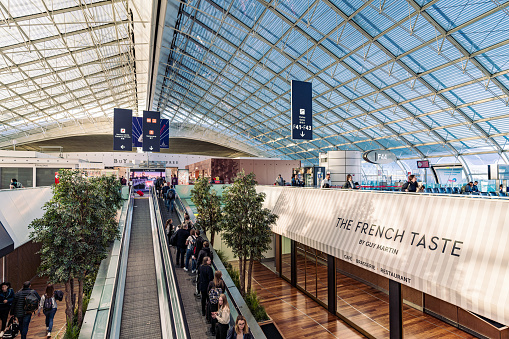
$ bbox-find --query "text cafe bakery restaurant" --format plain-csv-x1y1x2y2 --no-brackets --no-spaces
258,186,509,339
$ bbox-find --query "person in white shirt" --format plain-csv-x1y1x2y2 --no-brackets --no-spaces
321,173,331,188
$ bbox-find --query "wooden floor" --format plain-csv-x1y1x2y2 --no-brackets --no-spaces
250,260,477,339
15,276,70,339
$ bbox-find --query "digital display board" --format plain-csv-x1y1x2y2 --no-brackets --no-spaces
417,160,429,168
129,169,165,191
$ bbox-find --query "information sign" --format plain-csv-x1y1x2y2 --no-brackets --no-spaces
291,80,313,140
142,111,160,152
113,108,132,151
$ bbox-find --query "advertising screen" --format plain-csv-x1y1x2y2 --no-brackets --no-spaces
130,169,165,191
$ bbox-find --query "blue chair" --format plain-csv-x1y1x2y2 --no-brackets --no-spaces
472,192,480,196
439,187,446,194
481,192,488,196
426,187,433,193
433,187,440,193
453,187,460,194
489,192,497,197
446,187,453,194
499,192,507,197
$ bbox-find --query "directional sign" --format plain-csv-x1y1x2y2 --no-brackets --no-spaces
142,110,160,152
132,117,168,148
113,108,132,151
291,80,313,140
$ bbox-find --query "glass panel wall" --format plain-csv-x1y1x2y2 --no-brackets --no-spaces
1,167,33,189
295,242,328,306
281,236,291,281
336,258,390,339
36,168,61,187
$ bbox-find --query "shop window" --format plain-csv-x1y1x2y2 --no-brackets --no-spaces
281,236,291,281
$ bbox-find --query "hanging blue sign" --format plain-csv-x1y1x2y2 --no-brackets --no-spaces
291,80,313,140
113,108,132,151
142,110,160,152
132,117,169,148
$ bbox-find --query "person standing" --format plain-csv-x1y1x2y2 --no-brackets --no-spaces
37,284,57,338
226,315,253,339
321,173,331,188
208,271,226,334
184,229,197,272
342,174,356,189
275,174,284,186
11,281,40,339
167,185,176,213
499,184,504,194
198,257,214,316
0,282,14,337
175,224,190,268
211,294,230,339
401,175,419,192
171,174,178,187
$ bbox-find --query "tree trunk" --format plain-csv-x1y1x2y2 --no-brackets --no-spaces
77,279,84,326
70,279,75,312
243,257,247,295
210,231,215,247
247,257,254,294
64,279,74,325
238,256,245,296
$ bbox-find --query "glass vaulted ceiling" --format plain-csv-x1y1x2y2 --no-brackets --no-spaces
155,0,509,164
0,0,136,143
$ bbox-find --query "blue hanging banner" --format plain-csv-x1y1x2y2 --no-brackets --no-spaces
113,108,132,151
291,80,313,140
160,118,169,149
132,117,168,148
142,110,160,152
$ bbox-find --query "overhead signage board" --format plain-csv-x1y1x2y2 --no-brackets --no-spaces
132,117,169,149
362,150,397,164
417,160,429,168
113,108,132,151
291,80,313,140
142,110,160,152
257,186,509,326
498,164,509,180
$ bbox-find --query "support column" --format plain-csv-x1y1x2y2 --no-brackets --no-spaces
327,254,336,314
274,234,282,276
32,166,37,187
389,279,403,339
290,240,296,287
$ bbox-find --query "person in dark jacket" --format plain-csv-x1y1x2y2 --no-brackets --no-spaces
198,257,214,316
0,282,14,336
342,174,357,189
226,315,253,339
175,224,190,268
11,281,40,339
207,271,227,334
401,175,418,192
196,241,212,271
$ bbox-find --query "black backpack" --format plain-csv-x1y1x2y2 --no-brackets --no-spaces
167,189,175,200
43,296,53,312
2,317,19,339
54,290,64,301
24,291,39,314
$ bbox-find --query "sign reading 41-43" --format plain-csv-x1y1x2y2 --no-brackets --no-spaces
291,80,313,140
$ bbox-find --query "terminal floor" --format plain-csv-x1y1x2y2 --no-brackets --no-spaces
272,256,476,339
159,202,215,339
24,276,73,338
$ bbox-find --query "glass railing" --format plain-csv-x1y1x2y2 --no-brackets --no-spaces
150,187,190,339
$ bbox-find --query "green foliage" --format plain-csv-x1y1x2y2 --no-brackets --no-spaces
215,249,228,263
190,177,222,245
245,291,269,322
64,323,80,339
221,171,277,295
29,169,122,327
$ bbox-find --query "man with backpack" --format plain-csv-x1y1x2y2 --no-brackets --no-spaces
11,281,40,339
166,185,176,213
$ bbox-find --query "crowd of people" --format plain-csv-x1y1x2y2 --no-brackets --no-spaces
164,213,253,338
0,281,62,339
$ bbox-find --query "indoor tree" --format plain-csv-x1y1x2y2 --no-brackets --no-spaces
29,169,122,327
190,176,222,246
221,171,277,296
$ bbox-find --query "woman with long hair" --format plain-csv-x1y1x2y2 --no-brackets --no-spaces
211,294,230,339
208,270,226,334
226,315,253,339
37,284,57,338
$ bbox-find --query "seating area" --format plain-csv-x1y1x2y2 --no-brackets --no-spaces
376,186,508,197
